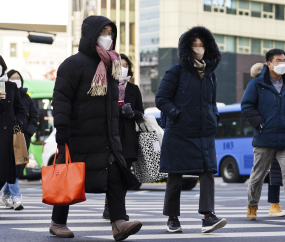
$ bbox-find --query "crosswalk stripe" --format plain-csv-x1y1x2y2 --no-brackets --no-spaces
12,223,283,232
87,231,285,240
0,213,149,218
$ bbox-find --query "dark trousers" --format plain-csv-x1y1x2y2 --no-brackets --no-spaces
268,183,280,203
0,181,5,191
52,161,126,224
163,172,215,216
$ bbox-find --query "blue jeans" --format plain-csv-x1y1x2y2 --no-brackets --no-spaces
2,178,20,197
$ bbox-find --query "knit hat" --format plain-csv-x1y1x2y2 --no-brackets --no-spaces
7,69,24,87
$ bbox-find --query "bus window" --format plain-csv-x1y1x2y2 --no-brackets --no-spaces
32,98,54,145
242,119,254,137
216,112,242,138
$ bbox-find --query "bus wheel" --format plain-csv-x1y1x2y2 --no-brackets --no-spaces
221,157,241,183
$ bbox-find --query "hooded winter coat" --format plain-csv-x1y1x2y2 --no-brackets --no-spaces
52,16,139,193
15,88,38,178
155,26,222,174
241,63,285,150
0,81,25,184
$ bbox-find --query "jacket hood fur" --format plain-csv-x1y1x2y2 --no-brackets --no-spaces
251,62,266,77
178,26,222,64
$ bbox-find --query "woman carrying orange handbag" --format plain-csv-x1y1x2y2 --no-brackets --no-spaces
50,16,142,241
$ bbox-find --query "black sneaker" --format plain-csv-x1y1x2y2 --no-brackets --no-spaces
102,205,110,219
201,213,227,233
166,217,182,233
103,205,129,221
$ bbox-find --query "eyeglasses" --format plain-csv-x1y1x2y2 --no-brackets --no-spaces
100,30,115,40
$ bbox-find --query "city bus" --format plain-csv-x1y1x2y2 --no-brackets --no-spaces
21,79,55,179
145,103,254,183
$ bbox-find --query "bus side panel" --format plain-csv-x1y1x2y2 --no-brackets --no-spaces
215,137,253,176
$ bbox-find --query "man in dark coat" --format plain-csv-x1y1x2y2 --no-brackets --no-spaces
50,16,142,240
156,26,227,233
241,49,285,220
1,69,38,210
0,57,25,190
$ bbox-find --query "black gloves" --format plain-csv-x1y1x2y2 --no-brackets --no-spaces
122,103,135,118
56,128,69,146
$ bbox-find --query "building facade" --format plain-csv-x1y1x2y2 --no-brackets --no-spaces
148,0,285,104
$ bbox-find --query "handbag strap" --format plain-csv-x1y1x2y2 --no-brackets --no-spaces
52,144,72,166
13,125,21,134
136,120,149,132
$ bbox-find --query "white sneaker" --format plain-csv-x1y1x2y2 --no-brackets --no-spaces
12,195,24,210
1,194,13,209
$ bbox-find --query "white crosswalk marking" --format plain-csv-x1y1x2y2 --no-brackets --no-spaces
2,183,285,241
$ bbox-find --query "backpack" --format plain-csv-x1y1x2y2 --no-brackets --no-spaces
160,65,216,128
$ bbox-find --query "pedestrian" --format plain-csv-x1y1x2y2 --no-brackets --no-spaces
50,16,142,241
267,159,285,217
0,56,25,196
155,26,227,233
1,70,38,210
241,49,285,220
102,54,144,220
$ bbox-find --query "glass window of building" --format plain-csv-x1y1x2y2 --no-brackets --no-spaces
214,34,224,44
120,0,126,10
275,5,285,20
10,43,17,57
203,0,212,12
251,2,261,18
239,37,249,46
101,0,106,8
130,0,135,11
111,0,116,9
239,0,249,10
263,3,273,12
120,23,125,44
251,39,261,55
263,40,273,49
275,41,285,49
226,36,236,52
225,0,237,15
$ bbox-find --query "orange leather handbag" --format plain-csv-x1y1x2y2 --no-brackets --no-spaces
42,144,86,205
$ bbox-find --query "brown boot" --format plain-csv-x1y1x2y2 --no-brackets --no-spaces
49,220,74,238
247,206,258,220
112,220,142,241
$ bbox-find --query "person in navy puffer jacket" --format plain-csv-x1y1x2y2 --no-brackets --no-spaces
241,49,285,220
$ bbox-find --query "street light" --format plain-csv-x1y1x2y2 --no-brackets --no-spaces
0,27,56,45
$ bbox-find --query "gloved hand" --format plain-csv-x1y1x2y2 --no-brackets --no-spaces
122,103,135,118
56,128,69,146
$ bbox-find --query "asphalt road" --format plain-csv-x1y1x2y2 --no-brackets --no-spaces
1,178,285,242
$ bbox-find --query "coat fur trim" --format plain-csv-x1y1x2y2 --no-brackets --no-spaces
251,62,266,77
178,26,222,64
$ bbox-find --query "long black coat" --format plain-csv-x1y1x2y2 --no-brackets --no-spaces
119,82,144,161
155,27,222,174
16,88,38,178
0,82,25,183
53,16,139,193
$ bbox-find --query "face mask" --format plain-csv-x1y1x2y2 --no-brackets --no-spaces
192,47,205,61
97,35,113,50
270,62,285,76
11,79,22,88
121,67,129,78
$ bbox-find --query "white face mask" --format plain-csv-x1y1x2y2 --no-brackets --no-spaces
192,47,205,61
271,62,285,76
121,67,129,78
11,79,22,88
97,35,113,50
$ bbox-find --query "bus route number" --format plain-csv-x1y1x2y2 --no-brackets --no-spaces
223,141,234,150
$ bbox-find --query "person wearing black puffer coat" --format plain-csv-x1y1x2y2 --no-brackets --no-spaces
156,26,227,234
1,70,38,211
50,16,142,241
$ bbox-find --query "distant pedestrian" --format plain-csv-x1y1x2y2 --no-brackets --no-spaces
241,49,285,220
1,70,38,210
102,54,144,220
0,56,25,195
155,26,227,233
267,159,285,217
50,16,142,240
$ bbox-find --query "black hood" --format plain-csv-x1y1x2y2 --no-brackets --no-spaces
78,15,117,58
178,26,222,65
20,88,28,96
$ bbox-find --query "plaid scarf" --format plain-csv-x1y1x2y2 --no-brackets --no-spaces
194,59,206,80
87,43,121,96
